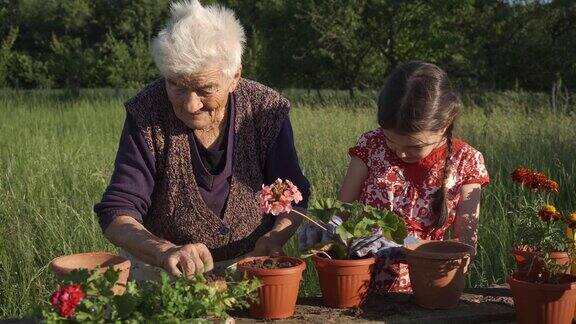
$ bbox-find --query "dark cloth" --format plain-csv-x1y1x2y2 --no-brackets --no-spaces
110,78,302,260
94,93,310,233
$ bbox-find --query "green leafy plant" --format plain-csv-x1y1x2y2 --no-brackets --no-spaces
303,198,408,259
139,272,260,322
510,167,576,283
42,267,260,323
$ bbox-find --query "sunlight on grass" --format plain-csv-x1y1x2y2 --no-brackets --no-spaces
1,89,575,317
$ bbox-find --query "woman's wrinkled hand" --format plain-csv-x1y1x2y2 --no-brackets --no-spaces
252,236,285,257
158,243,214,279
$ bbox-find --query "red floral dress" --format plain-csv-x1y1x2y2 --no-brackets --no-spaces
349,128,489,293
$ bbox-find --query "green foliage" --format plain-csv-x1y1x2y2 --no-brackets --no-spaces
42,267,143,323
1,90,576,317
307,198,343,223
1,0,575,92
139,272,260,321
306,199,408,259
508,170,576,283
0,27,18,87
42,268,260,323
101,33,157,88
511,194,567,252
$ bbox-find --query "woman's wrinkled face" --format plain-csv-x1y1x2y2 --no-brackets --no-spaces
166,68,240,130
382,129,446,163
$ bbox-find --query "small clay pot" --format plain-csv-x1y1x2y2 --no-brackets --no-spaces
237,256,306,320
404,240,476,309
312,254,375,308
508,272,576,324
512,247,570,280
49,252,131,295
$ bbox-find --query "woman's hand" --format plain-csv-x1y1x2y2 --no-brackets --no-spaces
158,243,214,278
252,236,285,257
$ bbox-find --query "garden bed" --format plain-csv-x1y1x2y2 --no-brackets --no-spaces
232,287,515,323
0,287,518,323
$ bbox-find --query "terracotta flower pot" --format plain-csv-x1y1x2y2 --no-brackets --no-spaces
404,240,476,309
237,256,306,320
508,272,576,324
312,254,375,308
512,247,570,280
49,252,131,295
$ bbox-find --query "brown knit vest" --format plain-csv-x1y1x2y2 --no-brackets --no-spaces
125,78,290,261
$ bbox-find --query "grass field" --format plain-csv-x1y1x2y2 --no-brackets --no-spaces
1,88,575,318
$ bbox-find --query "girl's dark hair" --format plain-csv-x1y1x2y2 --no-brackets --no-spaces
377,61,462,228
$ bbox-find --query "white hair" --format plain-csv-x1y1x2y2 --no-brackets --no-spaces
152,0,245,79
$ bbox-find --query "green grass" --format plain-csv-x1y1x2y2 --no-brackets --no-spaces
1,89,575,318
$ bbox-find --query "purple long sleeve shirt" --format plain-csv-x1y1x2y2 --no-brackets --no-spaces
94,100,311,233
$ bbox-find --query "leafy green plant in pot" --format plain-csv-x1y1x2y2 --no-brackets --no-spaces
509,167,572,278
303,198,408,308
507,167,576,324
41,267,260,323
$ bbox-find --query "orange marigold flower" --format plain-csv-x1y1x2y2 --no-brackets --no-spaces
512,167,559,193
511,168,532,183
542,179,560,193
526,172,548,189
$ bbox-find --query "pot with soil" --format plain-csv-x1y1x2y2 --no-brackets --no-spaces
312,254,376,308
512,245,570,280
236,256,305,320
403,240,476,309
508,272,576,324
49,252,131,295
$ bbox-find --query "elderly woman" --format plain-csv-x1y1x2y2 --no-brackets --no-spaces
94,0,310,280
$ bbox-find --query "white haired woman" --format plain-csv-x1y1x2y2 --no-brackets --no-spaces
94,0,310,281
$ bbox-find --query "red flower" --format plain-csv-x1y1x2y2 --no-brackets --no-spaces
511,167,559,193
50,284,85,318
542,179,560,193
511,168,532,183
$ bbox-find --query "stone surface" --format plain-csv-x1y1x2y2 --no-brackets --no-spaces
234,287,516,323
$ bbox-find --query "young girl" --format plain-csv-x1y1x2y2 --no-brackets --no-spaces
339,61,489,293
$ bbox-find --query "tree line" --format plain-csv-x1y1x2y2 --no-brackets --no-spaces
1,0,575,95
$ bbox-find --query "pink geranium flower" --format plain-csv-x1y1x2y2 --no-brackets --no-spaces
258,178,327,231
258,178,303,215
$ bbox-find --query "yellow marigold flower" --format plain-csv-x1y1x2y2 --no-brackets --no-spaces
570,212,576,223
542,204,557,214
538,204,559,222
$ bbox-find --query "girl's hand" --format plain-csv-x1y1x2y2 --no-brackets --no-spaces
350,228,402,259
298,216,342,249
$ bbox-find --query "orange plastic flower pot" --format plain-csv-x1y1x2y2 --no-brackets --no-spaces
508,272,576,324
237,256,306,320
403,240,475,309
512,247,569,280
49,252,131,295
312,255,375,308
